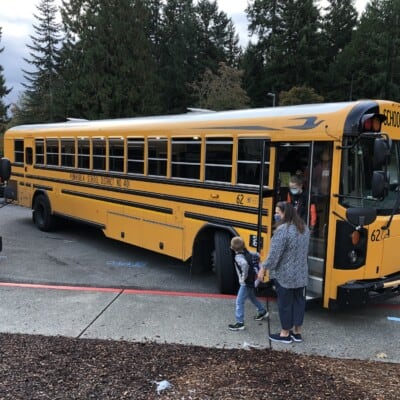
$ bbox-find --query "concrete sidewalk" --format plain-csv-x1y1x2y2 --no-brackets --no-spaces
0,283,399,363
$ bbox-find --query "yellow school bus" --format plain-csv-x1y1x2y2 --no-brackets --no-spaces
0,133,4,157
1,100,400,309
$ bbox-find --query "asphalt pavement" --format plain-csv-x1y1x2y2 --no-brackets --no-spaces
1,204,399,363
0,281,399,363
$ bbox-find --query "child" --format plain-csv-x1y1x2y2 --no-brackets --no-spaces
228,236,269,331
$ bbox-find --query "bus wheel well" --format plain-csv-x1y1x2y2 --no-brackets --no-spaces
32,192,56,232
191,226,238,294
191,227,216,275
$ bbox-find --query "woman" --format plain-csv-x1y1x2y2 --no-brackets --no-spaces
258,201,310,344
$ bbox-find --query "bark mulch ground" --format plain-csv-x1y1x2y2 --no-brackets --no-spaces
0,333,398,399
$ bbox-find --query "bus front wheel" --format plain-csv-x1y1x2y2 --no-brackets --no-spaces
33,195,55,232
214,231,238,294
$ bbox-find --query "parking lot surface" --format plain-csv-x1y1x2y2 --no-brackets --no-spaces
0,204,399,363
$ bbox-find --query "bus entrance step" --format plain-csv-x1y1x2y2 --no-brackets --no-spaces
306,291,321,300
307,274,323,297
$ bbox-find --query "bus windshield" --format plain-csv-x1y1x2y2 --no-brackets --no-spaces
340,137,400,215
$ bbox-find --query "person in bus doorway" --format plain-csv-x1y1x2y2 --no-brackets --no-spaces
258,201,310,343
312,149,331,196
287,175,317,234
228,236,269,331
309,149,332,238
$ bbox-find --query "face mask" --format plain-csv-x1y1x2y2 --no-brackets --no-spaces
274,214,281,222
290,188,300,195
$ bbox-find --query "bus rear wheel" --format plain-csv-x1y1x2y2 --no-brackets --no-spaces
214,230,238,294
33,195,55,232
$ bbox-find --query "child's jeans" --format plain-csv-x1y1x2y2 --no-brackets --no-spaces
235,284,265,323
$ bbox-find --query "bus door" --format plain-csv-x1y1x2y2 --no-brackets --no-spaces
275,142,333,301
19,137,34,207
255,139,273,256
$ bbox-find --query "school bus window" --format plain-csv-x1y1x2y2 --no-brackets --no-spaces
237,138,270,186
127,138,144,174
92,138,106,171
375,141,400,213
26,147,33,165
340,137,375,205
171,137,201,180
148,137,167,177
14,139,24,164
61,138,75,168
78,138,90,169
387,142,400,189
205,137,233,183
35,139,45,165
109,138,124,173
46,138,59,166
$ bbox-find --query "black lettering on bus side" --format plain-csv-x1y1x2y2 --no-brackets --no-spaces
383,109,400,128
370,229,390,241
236,194,244,205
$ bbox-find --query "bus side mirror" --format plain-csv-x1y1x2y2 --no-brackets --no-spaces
371,171,388,199
346,207,376,227
373,138,391,169
0,158,11,181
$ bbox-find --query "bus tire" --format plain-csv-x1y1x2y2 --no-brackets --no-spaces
214,230,238,294
32,195,55,232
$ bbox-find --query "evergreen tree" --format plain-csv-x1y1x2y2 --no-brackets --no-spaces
158,0,200,113
146,0,163,50
245,0,324,103
240,43,269,107
195,0,241,70
321,0,358,100
0,27,11,134
333,0,400,101
245,0,280,102
158,0,242,114
21,0,63,123
322,0,358,63
60,0,161,119
224,20,242,68
271,0,322,91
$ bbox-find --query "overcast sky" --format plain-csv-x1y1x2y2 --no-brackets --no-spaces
1,0,368,107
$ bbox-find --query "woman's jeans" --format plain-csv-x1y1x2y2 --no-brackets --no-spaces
274,280,306,330
235,284,265,323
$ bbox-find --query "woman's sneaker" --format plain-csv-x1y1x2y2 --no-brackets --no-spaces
228,322,245,331
268,333,292,344
290,331,303,342
254,310,269,321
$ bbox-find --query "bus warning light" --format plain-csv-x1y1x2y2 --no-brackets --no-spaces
360,113,386,133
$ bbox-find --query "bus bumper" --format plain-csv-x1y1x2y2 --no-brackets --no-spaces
335,274,400,308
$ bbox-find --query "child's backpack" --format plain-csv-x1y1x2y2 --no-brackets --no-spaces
243,249,260,283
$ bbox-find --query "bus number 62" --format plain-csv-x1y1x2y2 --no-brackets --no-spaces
370,229,390,242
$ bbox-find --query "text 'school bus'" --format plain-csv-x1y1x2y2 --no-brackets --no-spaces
1,100,400,309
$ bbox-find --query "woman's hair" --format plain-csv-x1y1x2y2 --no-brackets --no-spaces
276,201,306,233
